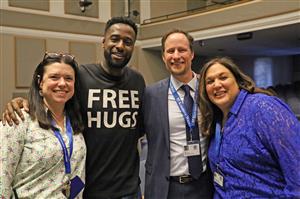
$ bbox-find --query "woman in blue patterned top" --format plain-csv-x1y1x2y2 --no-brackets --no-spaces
198,57,300,198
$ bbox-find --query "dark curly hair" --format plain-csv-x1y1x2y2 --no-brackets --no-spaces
105,16,138,38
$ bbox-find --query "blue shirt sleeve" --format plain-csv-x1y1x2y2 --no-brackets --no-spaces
254,96,300,198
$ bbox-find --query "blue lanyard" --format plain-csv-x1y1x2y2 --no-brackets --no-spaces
215,122,222,157
170,80,199,138
52,117,73,174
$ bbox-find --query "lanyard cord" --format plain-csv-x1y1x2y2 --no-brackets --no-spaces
215,122,222,157
52,117,73,174
170,80,199,138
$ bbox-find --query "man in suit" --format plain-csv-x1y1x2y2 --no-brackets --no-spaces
143,29,214,199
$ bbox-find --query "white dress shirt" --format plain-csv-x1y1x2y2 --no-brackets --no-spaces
168,74,208,176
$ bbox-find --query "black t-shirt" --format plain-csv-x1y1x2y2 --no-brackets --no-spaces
78,63,145,199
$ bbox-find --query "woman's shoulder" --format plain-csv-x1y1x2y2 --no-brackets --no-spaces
21,108,31,118
246,92,280,106
246,92,294,116
0,111,32,142
19,109,33,124
0,109,32,128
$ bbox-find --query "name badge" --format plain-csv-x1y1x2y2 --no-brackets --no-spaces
184,140,200,157
62,180,71,198
62,176,85,199
214,171,224,187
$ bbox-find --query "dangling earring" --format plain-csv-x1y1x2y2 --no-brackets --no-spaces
37,75,43,97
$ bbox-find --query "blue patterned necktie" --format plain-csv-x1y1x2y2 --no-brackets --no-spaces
181,84,203,178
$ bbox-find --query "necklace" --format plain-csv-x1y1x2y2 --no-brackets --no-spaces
51,112,65,129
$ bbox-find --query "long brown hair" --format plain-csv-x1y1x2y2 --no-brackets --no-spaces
28,53,84,133
199,57,274,136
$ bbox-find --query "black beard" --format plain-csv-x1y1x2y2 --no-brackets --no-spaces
104,50,130,69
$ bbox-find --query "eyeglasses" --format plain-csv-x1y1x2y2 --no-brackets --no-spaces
43,52,75,61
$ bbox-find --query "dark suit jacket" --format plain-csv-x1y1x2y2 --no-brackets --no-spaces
143,78,171,199
143,77,214,199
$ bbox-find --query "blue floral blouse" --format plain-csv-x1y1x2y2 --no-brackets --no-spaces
209,89,300,198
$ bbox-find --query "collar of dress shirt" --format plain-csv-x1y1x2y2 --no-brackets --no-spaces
170,72,198,92
230,89,247,116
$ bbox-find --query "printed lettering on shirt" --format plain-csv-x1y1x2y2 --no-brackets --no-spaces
87,89,139,128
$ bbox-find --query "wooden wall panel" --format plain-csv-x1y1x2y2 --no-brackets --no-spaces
15,37,46,88
9,0,50,11
69,41,97,65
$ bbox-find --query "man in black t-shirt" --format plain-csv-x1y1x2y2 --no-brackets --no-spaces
78,16,145,199
2,17,145,199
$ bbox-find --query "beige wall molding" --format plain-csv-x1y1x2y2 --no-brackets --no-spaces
1,26,102,42
139,0,300,39
190,10,300,41
1,0,109,22
0,9,105,36
139,10,300,49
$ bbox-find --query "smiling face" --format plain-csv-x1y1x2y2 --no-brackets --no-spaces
205,62,240,115
162,32,194,82
102,23,136,69
39,62,75,108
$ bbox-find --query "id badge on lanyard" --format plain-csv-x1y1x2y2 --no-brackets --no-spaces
169,81,199,132
52,117,84,198
184,140,201,157
170,80,201,158
214,167,224,187
213,122,225,188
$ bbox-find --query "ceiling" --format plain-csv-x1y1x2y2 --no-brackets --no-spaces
193,23,300,57
148,23,300,57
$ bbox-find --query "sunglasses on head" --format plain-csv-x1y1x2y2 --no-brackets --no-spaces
43,52,75,61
